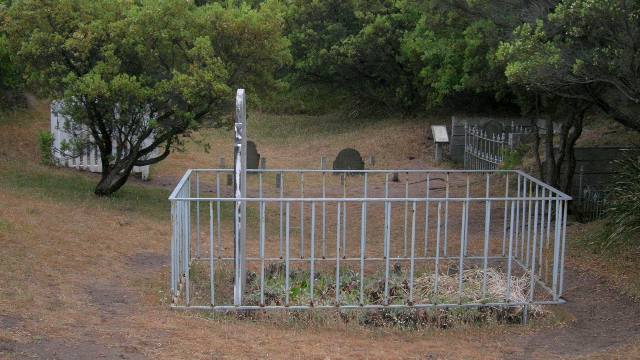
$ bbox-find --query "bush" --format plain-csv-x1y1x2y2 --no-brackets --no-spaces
587,156,640,250
37,131,54,165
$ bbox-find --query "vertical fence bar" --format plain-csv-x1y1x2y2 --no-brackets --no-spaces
336,202,342,306
404,178,409,257
233,89,247,306
520,178,528,261
216,174,221,257
196,172,201,258
506,199,516,301
170,201,177,300
458,197,467,303
529,187,540,303
383,201,391,305
526,181,533,266
502,173,510,256
464,175,470,256
360,174,368,306
482,174,491,297
559,200,568,297
424,174,430,256
342,175,347,258
279,171,284,259
310,201,316,306
434,202,442,300
259,174,265,306
552,198,562,300
538,188,547,278
322,171,327,258
444,172,449,257
409,201,417,305
514,175,521,259
384,173,390,258
209,201,215,306
300,173,305,258
285,202,290,306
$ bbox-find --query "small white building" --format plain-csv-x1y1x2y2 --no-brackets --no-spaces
50,100,154,180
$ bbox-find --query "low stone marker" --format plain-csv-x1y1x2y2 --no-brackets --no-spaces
247,140,260,169
333,148,364,172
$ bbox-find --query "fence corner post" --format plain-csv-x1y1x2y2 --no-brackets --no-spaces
233,88,247,306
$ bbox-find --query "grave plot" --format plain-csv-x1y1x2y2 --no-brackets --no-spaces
169,90,570,315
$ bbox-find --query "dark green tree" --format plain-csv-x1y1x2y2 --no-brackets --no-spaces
6,0,289,195
498,0,640,131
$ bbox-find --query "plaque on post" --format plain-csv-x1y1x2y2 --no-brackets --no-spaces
431,125,449,163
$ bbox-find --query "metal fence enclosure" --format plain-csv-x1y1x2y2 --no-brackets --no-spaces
169,90,570,312
464,124,530,170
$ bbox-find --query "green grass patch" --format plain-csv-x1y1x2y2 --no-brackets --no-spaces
0,163,170,220
0,217,13,232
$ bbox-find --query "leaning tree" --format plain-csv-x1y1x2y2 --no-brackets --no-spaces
5,0,290,195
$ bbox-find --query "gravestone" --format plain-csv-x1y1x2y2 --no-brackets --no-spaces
247,140,260,169
482,120,504,136
333,148,364,172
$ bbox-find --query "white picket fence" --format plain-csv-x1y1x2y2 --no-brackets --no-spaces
50,101,153,180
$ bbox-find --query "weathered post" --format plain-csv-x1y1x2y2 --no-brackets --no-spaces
233,89,247,306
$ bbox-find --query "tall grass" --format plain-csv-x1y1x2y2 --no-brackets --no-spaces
586,156,640,251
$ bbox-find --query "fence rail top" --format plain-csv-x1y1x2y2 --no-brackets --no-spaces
168,168,571,201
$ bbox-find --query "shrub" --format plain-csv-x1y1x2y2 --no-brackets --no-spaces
587,156,640,251
37,131,54,166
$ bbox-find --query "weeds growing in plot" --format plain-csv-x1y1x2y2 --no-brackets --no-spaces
188,262,543,329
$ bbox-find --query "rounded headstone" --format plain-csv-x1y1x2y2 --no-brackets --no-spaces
246,140,260,169
482,120,504,136
333,148,364,171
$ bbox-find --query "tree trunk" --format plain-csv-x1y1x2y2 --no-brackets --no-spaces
94,159,136,196
535,104,587,193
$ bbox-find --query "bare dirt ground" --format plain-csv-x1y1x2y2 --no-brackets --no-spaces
1,103,640,359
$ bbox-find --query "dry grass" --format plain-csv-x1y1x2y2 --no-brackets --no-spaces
568,221,640,301
1,100,639,358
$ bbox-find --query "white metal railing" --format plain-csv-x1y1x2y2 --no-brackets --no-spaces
464,123,530,170
169,169,570,312
169,90,570,314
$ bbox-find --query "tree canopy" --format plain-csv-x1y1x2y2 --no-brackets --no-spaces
5,0,289,195
1,0,639,195
498,0,640,131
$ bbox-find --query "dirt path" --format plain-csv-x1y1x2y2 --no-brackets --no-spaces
513,264,640,359
7,252,640,359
